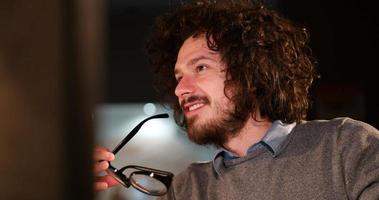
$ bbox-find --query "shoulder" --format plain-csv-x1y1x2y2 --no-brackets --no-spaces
337,117,379,137
174,160,214,182
335,118,379,149
295,117,378,137
293,117,379,150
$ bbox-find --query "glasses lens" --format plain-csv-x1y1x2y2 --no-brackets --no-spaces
130,173,167,196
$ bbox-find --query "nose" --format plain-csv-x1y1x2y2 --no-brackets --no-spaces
174,75,196,98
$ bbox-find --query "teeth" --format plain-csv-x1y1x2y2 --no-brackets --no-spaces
188,103,204,111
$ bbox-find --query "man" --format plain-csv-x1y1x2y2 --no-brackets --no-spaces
95,0,379,199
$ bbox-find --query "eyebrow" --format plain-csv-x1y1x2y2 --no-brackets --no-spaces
174,55,217,76
187,55,217,66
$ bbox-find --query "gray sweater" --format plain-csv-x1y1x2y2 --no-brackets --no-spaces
161,118,379,200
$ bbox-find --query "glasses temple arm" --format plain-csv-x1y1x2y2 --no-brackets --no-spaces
112,113,169,155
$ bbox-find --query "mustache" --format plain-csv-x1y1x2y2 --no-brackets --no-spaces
180,95,210,108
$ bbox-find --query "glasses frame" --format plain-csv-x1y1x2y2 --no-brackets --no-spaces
106,113,174,196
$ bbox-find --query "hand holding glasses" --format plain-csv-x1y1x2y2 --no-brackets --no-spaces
106,113,174,196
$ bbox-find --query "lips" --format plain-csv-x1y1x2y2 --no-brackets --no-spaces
188,103,204,111
183,100,206,112
181,96,209,113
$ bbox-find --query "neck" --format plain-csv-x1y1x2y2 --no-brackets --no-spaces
223,115,272,157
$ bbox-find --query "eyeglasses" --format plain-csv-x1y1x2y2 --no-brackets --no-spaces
106,113,174,196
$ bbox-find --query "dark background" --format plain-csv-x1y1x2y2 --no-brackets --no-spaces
105,0,379,128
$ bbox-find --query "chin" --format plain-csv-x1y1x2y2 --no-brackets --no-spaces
187,113,213,125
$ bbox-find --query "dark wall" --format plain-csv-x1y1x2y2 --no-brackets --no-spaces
106,4,168,103
106,0,378,128
278,0,379,127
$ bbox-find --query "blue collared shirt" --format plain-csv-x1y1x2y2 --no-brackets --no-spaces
212,120,296,175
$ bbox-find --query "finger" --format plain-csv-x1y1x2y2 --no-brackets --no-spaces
96,175,119,188
93,147,115,161
94,146,110,152
94,182,108,191
94,160,109,173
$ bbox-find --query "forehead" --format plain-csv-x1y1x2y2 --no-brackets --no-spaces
175,35,220,69
177,36,208,59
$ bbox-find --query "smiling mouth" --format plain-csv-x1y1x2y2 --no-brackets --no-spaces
181,96,209,113
188,103,205,111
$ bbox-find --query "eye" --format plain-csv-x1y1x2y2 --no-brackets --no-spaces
195,65,207,73
175,76,182,82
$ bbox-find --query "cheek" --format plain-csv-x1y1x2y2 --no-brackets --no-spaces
198,75,227,100
209,85,230,105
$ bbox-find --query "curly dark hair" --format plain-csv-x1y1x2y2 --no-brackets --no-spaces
146,0,317,126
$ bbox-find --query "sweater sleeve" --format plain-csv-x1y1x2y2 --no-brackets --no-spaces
339,118,379,200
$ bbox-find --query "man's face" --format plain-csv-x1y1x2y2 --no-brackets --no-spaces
174,35,237,145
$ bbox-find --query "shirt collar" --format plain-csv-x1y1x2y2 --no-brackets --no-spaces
261,120,296,155
212,120,296,175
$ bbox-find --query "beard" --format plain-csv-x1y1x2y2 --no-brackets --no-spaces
183,97,247,147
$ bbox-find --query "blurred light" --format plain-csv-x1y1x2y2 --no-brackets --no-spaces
116,113,176,145
138,119,175,141
143,103,156,115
